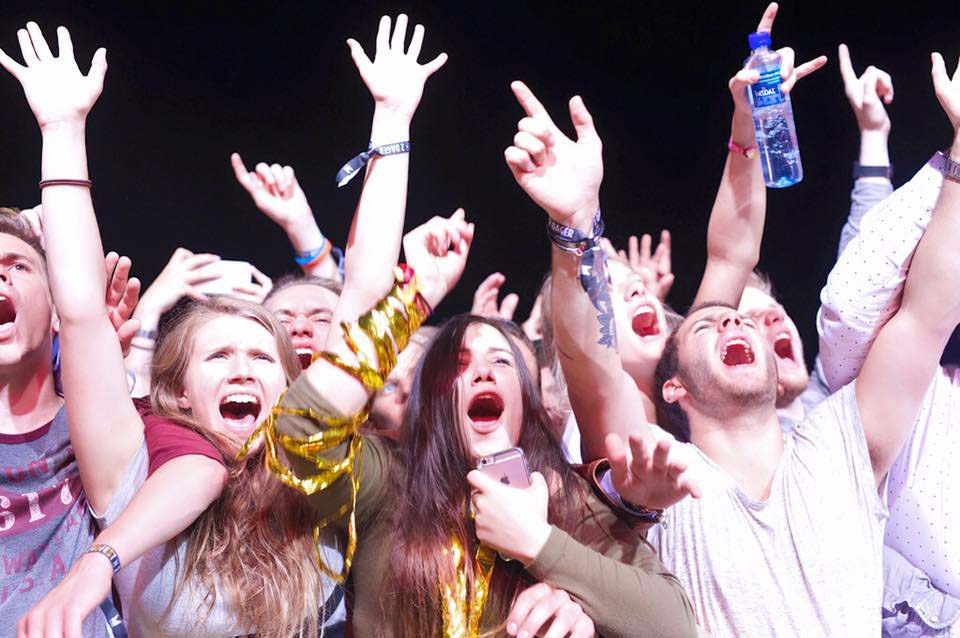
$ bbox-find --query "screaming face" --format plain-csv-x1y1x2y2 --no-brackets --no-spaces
0,234,56,370
738,286,808,407
456,323,524,459
608,259,668,387
177,315,288,441
265,283,340,369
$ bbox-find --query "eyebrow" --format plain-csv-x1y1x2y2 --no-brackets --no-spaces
0,252,39,266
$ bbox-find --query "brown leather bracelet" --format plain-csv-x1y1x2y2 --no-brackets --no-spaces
39,179,92,189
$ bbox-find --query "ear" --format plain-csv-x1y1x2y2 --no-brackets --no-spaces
49,301,60,334
777,382,785,398
177,390,192,411
662,377,687,405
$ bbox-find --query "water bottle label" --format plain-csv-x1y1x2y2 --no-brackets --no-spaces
751,68,784,108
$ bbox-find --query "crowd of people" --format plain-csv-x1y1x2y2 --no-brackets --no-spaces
1,4,958,637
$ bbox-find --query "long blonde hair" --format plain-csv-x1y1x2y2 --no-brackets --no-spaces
150,297,323,638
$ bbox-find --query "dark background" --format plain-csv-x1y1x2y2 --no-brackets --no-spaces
1,1,957,368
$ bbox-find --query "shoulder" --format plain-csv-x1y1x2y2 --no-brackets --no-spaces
139,407,225,476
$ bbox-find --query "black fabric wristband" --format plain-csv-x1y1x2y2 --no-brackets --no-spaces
853,161,892,180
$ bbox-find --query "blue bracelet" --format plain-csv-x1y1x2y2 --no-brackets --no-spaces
294,237,328,266
335,141,411,187
546,209,604,254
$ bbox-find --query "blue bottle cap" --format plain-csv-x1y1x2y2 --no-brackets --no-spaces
748,31,772,50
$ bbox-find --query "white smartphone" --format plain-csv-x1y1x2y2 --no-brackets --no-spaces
195,260,255,296
476,447,531,489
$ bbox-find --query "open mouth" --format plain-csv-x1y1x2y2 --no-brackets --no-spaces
0,295,17,328
467,392,504,424
219,393,262,432
773,334,795,362
295,347,314,370
721,337,755,366
631,306,660,338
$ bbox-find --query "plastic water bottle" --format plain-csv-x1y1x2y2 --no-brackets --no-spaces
746,31,803,188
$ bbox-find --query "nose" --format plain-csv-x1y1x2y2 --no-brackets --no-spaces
289,314,313,338
625,280,648,301
0,270,8,284
762,306,785,327
471,359,495,385
227,355,255,382
719,312,742,331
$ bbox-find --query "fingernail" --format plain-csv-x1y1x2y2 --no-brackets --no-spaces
507,623,517,635
518,631,529,638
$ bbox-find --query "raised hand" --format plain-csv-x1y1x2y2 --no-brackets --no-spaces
104,252,141,357
137,248,221,317
931,52,960,135
504,82,602,232
466,469,551,564
471,273,519,321
521,293,544,341
620,231,674,301
346,14,447,121
402,209,474,309
0,23,106,130
605,430,701,511
728,4,827,118
505,582,596,638
231,153,313,231
838,44,893,134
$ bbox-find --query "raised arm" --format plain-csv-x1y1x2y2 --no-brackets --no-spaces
231,154,341,280
0,23,142,513
835,44,895,257
693,4,826,307
855,53,960,485
299,15,447,418
502,80,647,465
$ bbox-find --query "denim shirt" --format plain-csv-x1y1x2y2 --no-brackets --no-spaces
883,546,960,637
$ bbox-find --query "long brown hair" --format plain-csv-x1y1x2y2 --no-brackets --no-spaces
386,314,588,637
150,297,323,638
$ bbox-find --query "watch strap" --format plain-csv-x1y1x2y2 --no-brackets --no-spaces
852,161,892,180
943,154,960,182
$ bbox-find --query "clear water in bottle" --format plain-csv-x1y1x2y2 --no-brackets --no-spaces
746,31,803,188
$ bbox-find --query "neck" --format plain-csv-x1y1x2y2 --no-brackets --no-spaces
690,400,783,500
776,395,805,423
0,352,62,436
633,369,659,424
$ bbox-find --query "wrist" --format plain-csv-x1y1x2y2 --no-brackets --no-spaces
370,107,411,143
40,119,87,137
518,521,553,565
555,199,600,235
133,298,166,324
77,549,117,581
949,133,960,158
282,213,323,248
730,112,755,148
859,129,891,167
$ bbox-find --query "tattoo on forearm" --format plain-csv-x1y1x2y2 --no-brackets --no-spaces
579,249,618,350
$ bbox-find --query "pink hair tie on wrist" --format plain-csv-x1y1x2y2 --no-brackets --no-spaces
727,138,758,160
39,179,93,190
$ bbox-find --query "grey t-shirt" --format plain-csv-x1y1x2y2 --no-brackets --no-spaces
104,440,343,637
0,408,109,638
648,383,888,637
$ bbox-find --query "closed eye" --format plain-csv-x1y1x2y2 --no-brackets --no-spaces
206,351,229,361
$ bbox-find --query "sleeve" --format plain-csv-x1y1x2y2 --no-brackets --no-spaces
525,495,698,638
274,374,390,536
143,416,224,476
837,179,895,259
817,153,947,391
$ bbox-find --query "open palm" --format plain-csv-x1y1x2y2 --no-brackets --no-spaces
0,23,106,129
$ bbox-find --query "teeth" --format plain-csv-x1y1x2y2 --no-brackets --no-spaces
721,338,752,358
222,393,258,405
296,348,313,356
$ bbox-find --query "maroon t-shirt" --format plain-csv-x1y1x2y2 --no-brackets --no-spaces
133,398,224,476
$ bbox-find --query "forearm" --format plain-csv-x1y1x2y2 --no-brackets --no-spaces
312,109,411,414
693,112,766,307
526,526,698,638
837,130,893,256
552,247,649,461
40,123,108,321
818,153,945,390
97,455,227,565
332,108,410,324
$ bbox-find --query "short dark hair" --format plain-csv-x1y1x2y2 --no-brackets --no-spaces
653,301,738,442
0,208,46,268
263,273,341,304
